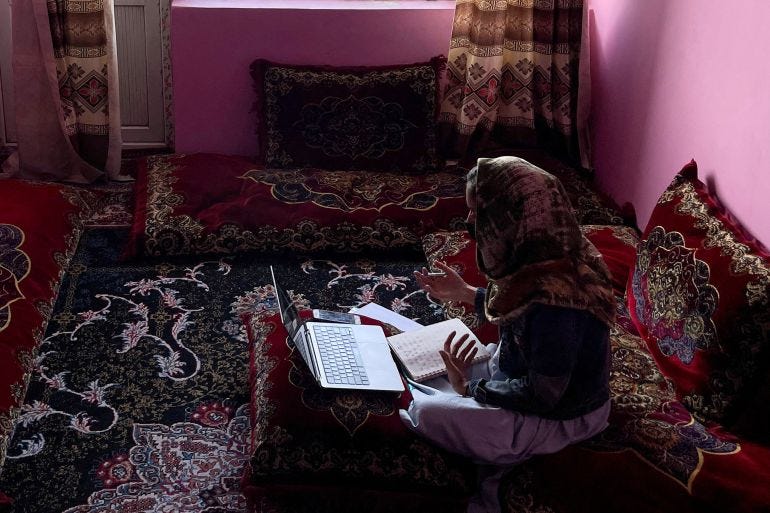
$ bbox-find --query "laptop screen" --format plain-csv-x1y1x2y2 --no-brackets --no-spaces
270,266,301,339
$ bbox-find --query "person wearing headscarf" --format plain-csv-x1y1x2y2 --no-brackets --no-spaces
403,156,616,512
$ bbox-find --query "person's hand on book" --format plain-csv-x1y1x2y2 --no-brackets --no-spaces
438,330,478,396
414,261,477,305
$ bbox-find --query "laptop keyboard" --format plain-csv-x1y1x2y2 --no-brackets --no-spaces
314,325,370,386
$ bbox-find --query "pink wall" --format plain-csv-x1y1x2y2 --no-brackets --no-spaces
589,0,770,246
171,2,455,157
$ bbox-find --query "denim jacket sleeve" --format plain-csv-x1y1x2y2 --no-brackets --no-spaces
474,287,486,320
467,305,585,415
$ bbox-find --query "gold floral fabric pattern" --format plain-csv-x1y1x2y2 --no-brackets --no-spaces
591,305,738,487
0,181,85,474
128,153,468,258
632,226,719,364
242,168,464,213
627,161,770,430
288,349,397,436
497,302,745,513
422,230,500,343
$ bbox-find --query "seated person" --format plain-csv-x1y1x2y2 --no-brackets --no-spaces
403,156,616,512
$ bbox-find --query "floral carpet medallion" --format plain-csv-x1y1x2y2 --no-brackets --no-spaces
0,228,435,512
289,362,395,436
63,404,250,513
0,224,29,332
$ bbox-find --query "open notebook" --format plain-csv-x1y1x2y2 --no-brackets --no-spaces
387,318,491,382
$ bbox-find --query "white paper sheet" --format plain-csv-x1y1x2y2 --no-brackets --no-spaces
348,302,423,332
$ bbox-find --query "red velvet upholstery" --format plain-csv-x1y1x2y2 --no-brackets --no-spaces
251,58,445,174
241,309,475,513
126,153,467,258
0,179,88,497
627,161,770,435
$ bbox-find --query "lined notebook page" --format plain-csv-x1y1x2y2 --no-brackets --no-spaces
387,318,490,382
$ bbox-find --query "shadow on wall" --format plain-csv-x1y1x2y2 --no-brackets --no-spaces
588,0,671,223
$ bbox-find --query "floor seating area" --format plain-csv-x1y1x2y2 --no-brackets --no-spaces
1,54,769,513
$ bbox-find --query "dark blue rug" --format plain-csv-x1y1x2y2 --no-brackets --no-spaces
0,228,440,512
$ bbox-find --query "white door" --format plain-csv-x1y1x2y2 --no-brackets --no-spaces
0,0,14,145
0,0,168,147
115,0,166,146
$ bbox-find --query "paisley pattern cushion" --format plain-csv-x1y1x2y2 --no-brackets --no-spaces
241,309,475,512
627,160,770,435
125,153,468,258
0,180,88,481
251,58,445,174
421,225,639,344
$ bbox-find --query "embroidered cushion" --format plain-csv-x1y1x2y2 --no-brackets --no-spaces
241,309,475,512
125,153,468,258
421,226,639,344
0,180,88,484
627,160,770,436
251,58,445,174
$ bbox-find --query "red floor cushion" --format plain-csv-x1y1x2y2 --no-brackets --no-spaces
0,179,88,490
627,160,770,438
126,153,467,258
241,308,475,513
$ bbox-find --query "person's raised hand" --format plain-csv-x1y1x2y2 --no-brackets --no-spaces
438,330,479,396
413,261,477,304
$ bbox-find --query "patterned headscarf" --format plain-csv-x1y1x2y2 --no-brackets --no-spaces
472,156,616,327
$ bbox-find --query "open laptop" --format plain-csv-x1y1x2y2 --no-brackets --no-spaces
270,266,404,393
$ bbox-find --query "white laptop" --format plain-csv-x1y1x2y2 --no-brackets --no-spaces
270,266,405,393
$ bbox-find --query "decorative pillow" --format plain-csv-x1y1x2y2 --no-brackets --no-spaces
0,180,88,484
126,153,467,258
627,160,770,434
251,57,445,173
241,310,475,512
421,226,639,343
